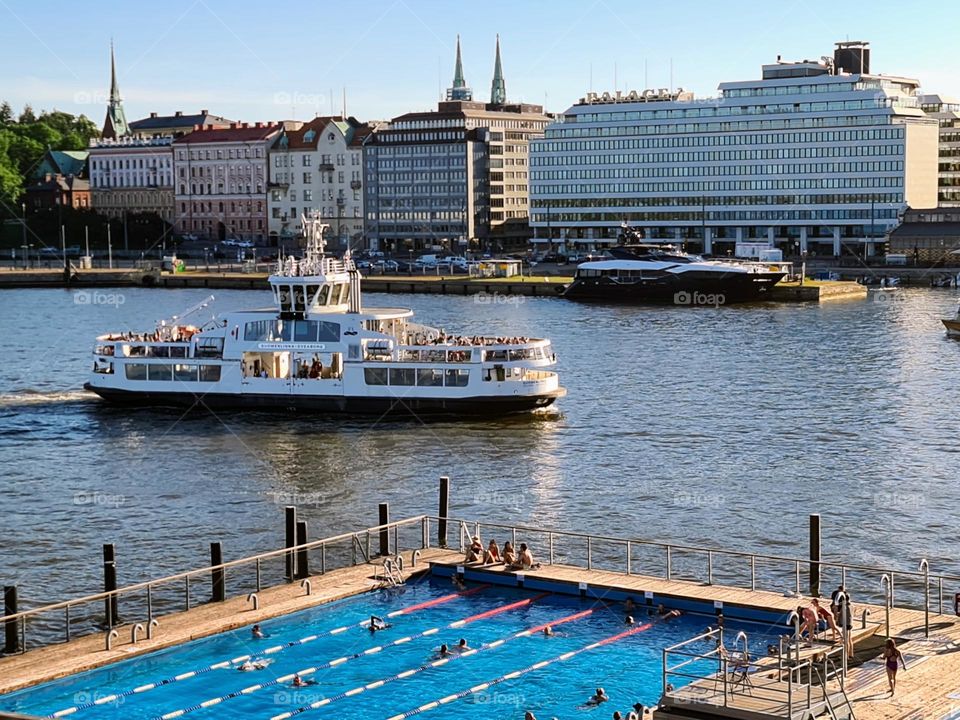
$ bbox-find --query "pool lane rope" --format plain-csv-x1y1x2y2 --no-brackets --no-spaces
49,584,491,719
384,620,656,720
268,602,608,720
152,592,553,720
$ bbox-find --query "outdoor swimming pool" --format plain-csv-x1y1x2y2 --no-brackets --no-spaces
0,578,787,719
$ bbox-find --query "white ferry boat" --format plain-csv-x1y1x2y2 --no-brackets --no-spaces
84,220,564,416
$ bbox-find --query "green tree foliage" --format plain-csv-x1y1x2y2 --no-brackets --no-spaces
0,102,101,217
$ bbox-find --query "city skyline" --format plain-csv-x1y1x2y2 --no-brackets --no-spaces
2,0,959,124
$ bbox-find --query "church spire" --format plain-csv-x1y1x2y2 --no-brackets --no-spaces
102,41,129,139
490,34,506,105
445,35,473,101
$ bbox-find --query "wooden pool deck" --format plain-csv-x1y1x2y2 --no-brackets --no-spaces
431,558,960,719
0,547,461,696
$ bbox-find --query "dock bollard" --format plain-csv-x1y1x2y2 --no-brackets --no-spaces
210,542,225,603
296,521,309,579
438,476,450,548
3,586,18,654
285,507,297,581
379,503,390,557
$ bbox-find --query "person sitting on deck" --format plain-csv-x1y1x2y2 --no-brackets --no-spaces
507,543,541,571
582,687,610,707
483,539,502,564
251,624,266,639
502,541,517,566
465,535,484,563
368,615,390,632
811,598,840,642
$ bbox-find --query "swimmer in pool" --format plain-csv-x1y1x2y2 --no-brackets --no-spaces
368,615,390,632
454,638,470,652
581,687,609,707
291,673,317,687
237,658,270,672
251,624,266,639
434,643,452,659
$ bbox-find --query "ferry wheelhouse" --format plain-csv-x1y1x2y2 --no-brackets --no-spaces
84,221,564,416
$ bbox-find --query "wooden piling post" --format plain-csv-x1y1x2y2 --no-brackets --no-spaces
809,514,821,597
210,542,225,602
102,544,118,627
285,506,297,581
438,476,450,548
3,586,18,654
295,521,309,580
379,503,390,556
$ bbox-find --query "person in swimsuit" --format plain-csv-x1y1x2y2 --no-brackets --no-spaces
368,615,390,632
582,687,609,707
882,638,906,694
465,535,484,563
797,604,819,646
251,624,265,639
811,598,839,642
502,541,517,566
483,539,502,564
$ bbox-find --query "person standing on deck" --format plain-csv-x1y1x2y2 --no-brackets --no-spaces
882,638,906,694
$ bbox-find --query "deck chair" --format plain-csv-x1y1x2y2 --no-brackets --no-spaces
729,652,755,695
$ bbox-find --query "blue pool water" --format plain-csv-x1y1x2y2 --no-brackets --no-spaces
1,579,787,719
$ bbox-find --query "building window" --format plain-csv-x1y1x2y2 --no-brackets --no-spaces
304,189,313,202
303,156,311,166
303,173,312,184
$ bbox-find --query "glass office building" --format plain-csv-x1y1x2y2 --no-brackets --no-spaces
529,42,939,256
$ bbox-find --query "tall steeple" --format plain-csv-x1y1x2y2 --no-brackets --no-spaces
446,35,473,101
490,34,506,105
101,41,129,140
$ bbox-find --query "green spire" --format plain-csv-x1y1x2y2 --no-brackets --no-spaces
446,35,473,101
453,35,466,88
491,34,506,105
102,41,129,139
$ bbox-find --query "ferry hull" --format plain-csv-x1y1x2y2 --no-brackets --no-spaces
562,273,784,304
83,383,564,417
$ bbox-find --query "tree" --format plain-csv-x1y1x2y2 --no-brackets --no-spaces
18,104,36,123
0,101,12,124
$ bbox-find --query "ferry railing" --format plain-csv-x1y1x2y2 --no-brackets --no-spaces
431,515,960,616
0,516,429,653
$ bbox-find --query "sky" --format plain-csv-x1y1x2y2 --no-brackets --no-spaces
1,0,958,126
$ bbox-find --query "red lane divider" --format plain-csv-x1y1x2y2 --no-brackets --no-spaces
526,607,596,635
390,583,490,617
453,592,550,626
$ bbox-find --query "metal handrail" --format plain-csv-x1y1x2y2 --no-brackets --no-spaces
431,515,960,599
0,516,427,626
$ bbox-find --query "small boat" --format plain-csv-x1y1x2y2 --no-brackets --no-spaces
563,243,784,304
943,304,960,338
84,219,565,416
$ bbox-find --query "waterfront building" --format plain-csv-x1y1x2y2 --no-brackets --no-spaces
24,174,91,211
364,37,550,252
172,122,283,242
101,43,129,140
529,41,939,257
888,207,960,262
88,137,175,223
267,116,371,248
919,94,960,207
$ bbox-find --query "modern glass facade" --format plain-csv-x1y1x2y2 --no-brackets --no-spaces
529,48,939,256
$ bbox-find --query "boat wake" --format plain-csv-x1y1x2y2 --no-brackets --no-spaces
0,388,95,408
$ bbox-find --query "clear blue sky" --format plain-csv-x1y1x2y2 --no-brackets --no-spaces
2,0,958,124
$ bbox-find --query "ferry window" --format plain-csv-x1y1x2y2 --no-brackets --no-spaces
148,364,173,381
306,285,321,305
292,286,306,312
417,368,444,386
125,363,147,380
199,365,222,382
169,346,187,358
244,320,272,341
317,285,330,306
174,364,199,382
317,321,340,341
445,369,469,387
364,367,387,385
197,338,223,357
277,320,293,341
294,321,317,342
348,343,361,360
338,284,349,304
389,368,415,386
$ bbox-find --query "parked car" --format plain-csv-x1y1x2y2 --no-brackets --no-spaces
355,259,372,270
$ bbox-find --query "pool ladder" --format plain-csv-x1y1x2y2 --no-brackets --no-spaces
376,557,405,587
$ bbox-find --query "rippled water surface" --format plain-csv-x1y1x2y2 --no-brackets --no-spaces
1,285,959,609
